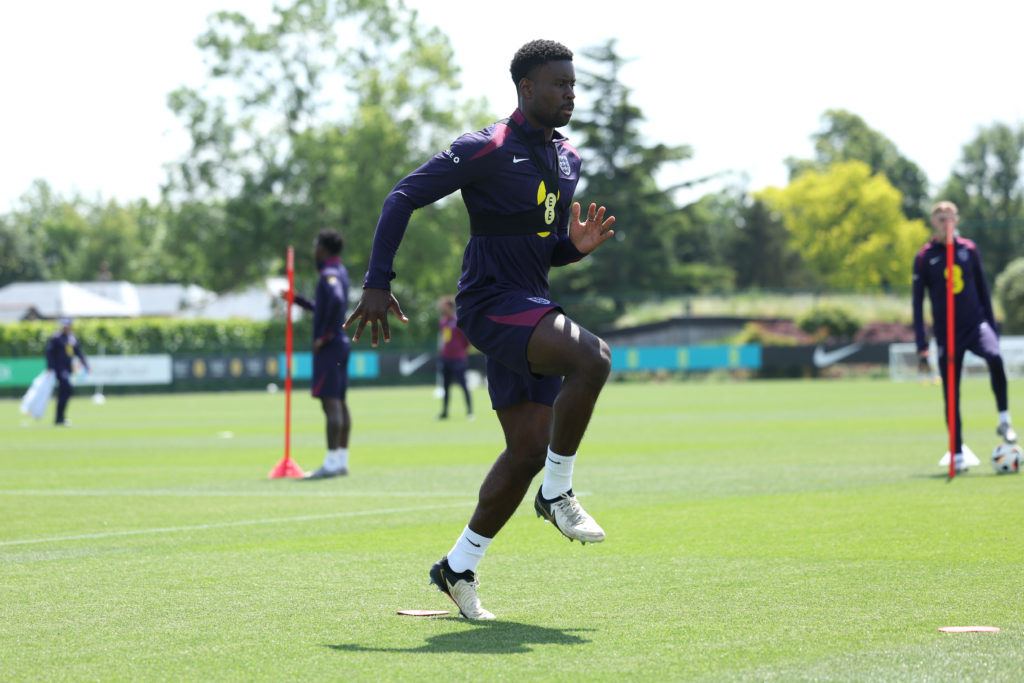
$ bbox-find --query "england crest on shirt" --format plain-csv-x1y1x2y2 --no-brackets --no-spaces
559,154,571,176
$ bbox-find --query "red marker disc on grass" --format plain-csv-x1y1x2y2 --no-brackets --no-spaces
938,626,1000,633
397,610,450,617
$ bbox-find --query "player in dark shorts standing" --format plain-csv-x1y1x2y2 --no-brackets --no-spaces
437,295,473,420
345,40,616,619
292,229,353,479
913,200,1016,472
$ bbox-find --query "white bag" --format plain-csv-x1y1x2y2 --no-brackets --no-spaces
20,371,55,420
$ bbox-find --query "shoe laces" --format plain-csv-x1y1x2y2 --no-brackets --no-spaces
451,576,482,605
553,492,587,526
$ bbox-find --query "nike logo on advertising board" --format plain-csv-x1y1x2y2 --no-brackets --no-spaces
512,156,530,164
398,353,432,376
812,343,863,368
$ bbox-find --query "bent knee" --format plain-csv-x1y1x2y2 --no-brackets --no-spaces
506,441,548,474
577,337,611,383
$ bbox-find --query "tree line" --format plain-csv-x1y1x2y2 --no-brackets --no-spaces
3,0,1024,342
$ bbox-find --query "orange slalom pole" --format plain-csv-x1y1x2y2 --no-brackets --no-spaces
269,246,304,478
946,226,956,479
285,246,295,461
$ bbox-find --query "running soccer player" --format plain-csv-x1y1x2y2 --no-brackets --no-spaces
912,200,1016,472
346,40,615,619
437,295,473,420
292,229,353,479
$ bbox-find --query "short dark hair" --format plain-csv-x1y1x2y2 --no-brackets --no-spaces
510,40,573,85
316,228,343,256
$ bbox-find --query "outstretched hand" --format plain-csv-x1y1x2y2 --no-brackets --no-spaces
343,287,409,348
569,202,615,254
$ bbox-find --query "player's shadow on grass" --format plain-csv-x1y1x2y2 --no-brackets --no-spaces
328,620,592,655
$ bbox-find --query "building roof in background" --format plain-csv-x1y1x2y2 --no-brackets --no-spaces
132,284,214,316
181,280,286,322
0,280,284,322
0,281,139,319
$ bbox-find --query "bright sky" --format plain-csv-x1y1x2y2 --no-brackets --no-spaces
2,0,1022,212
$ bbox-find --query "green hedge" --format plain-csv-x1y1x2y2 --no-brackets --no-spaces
796,305,861,342
0,317,313,356
995,257,1024,334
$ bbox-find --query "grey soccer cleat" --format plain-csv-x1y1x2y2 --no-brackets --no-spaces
429,557,495,620
534,487,606,544
997,423,1018,444
303,465,348,480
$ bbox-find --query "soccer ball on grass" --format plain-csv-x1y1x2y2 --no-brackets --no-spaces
990,443,1022,474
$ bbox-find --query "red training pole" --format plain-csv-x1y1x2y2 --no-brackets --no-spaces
945,226,956,479
268,247,303,478
285,246,295,461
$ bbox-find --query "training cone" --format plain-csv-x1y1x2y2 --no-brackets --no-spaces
268,456,305,479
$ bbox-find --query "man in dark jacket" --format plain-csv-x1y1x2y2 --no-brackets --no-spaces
45,317,89,426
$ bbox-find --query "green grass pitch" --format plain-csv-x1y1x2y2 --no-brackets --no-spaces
2,378,1022,681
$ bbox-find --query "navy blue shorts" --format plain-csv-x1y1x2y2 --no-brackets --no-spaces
439,357,468,386
312,342,350,400
457,292,562,410
939,321,1002,361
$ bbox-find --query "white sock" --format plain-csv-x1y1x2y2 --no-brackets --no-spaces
323,448,348,470
999,411,1011,425
541,447,576,499
446,526,491,574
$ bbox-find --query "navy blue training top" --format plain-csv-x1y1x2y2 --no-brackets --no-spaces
295,256,350,348
45,331,88,375
912,236,996,351
363,109,586,313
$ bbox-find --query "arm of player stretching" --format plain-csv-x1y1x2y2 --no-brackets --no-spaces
911,251,928,352
293,294,315,312
74,341,89,372
364,138,492,289
971,246,998,330
364,166,467,288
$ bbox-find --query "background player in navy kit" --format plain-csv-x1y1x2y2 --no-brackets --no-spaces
290,229,353,479
345,40,616,619
45,317,89,426
437,295,473,420
913,200,1015,471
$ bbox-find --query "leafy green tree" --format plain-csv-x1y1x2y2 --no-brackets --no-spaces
554,40,726,320
994,257,1024,333
758,160,929,292
940,121,1024,276
0,181,58,285
995,254,1024,331
692,189,810,291
787,109,929,220
797,305,861,342
0,182,178,286
164,0,479,327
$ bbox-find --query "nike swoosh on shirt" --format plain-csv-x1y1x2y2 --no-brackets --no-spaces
929,257,941,265
812,343,863,368
398,353,432,376
512,156,530,164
